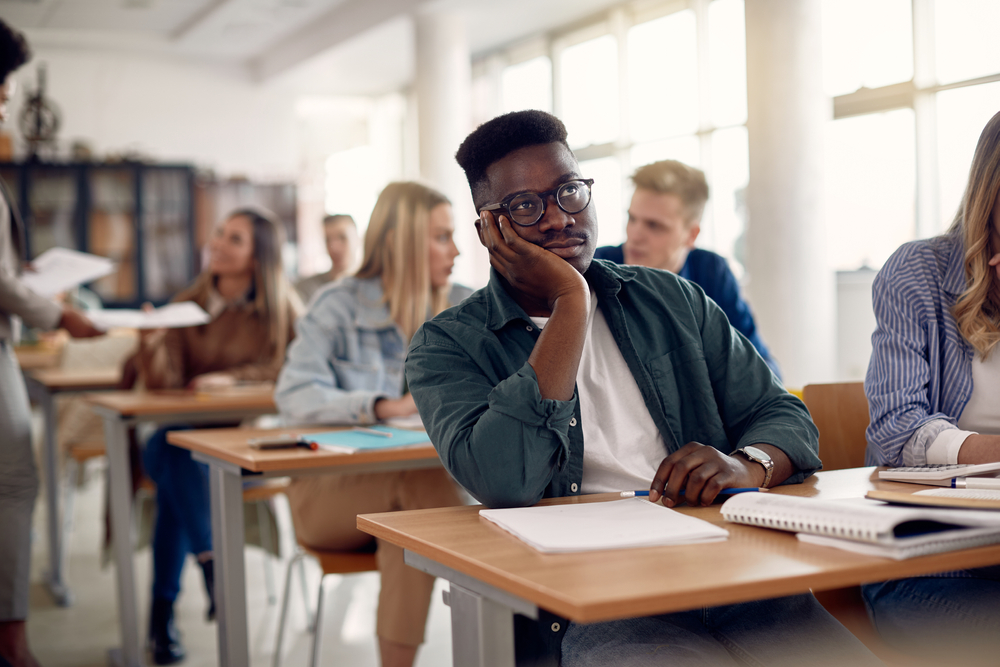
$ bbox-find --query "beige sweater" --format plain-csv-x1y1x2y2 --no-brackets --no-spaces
137,278,297,390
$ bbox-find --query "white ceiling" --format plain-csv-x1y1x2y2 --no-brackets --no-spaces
0,0,627,95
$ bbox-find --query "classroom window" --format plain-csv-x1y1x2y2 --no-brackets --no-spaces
560,34,620,149
502,56,553,114
934,0,1000,85
821,0,913,97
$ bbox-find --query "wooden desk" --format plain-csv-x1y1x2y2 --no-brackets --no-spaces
86,389,279,667
22,367,121,607
358,468,1000,667
166,426,443,667
14,343,62,370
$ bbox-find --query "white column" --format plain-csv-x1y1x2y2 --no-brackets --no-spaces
744,0,834,387
414,10,487,288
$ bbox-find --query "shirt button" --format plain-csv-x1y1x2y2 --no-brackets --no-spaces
570,483,578,493
569,417,577,427
526,325,533,332
551,622,561,633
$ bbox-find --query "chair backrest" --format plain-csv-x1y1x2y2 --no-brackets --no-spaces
801,382,870,471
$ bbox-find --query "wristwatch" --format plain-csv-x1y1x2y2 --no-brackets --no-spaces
732,446,774,488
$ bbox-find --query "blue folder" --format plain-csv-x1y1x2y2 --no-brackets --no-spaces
303,426,430,452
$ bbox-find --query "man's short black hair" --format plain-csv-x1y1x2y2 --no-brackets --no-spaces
455,109,571,206
0,19,30,83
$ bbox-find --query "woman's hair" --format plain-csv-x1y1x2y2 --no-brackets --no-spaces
184,206,301,353
355,182,451,340
949,109,1000,358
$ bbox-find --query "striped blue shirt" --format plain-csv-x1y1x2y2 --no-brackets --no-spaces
864,232,974,466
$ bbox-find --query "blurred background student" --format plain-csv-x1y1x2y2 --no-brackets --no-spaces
138,207,301,664
295,213,359,304
0,17,102,667
275,182,468,667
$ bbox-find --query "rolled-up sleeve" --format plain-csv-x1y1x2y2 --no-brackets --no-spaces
407,324,576,508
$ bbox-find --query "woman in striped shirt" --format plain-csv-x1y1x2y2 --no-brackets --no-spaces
862,111,1000,664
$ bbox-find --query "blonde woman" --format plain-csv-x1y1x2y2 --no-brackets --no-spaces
275,182,469,667
863,111,1000,662
139,207,301,664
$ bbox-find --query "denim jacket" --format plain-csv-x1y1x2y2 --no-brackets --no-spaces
275,276,472,426
406,260,819,663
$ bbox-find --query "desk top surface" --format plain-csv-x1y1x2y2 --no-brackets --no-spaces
14,344,61,371
167,426,440,473
26,366,121,390
358,468,1000,623
86,387,276,417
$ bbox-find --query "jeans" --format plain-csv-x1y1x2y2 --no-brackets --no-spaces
862,567,1000,664
143,425,212,603
561,593,883,667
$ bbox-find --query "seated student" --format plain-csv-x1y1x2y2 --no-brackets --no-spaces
275,182,470,667
138,207,301,665
594,159,779,377
405,110,881,667
295,213,359,303
863,111,1000,663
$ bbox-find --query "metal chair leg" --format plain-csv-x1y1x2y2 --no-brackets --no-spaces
257,500,277,604
298,556,314,631
272,550,305,667
309,575,328,667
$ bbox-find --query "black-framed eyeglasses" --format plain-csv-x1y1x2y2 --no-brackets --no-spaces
480,178,595,227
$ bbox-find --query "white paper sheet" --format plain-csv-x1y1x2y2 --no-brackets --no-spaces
21,247,116,297
480,498,729,553
87,302,211,331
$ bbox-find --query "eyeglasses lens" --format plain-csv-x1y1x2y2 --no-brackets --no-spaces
556,181,590,214
506,181,592,226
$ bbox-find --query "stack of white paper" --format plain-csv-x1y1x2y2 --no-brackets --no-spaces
479,498,729,553
21,248,116,297
88,302,211,331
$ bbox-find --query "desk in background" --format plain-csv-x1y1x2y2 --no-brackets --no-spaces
87,389,278,667
358,467,1000,667
23,366,121,606
166,426,444,667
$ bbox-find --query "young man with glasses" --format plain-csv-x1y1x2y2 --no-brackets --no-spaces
405,109,880,666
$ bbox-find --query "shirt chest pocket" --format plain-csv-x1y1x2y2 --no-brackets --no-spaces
646,344,727,447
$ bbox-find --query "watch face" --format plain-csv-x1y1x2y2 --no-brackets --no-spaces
743,446,772,463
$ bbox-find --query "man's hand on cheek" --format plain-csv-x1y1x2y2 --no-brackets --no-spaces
478,210,587,310
648,442,763,507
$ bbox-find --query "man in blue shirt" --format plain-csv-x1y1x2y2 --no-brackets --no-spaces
595,160,780,377
406,110,878,667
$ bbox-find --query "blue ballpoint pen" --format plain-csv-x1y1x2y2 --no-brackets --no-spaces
620,487,766,498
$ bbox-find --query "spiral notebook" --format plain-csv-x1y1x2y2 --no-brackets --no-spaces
720,493,1000,560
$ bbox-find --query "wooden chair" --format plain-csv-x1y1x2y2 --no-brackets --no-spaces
273,542,378,667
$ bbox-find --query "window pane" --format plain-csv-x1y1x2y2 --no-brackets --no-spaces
708,127,749,272
578,156,623,249
561,35,620,148
630,135,701,172
936,82,1000,231
502,56,552,114
628,11,697,142
935,1,1000,85
709,0,747,127
821,0,913,97
824,109,916,270
326,145,384,238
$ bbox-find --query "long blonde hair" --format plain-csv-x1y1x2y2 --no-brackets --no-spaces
949,109,1000,359
355,182,451,340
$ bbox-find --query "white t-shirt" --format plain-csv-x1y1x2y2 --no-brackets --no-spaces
925,350,1000,464
530,295,665,493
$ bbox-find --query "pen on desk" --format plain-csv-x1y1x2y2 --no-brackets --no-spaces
620,487,766,498
352,426,393,438
298,440,319,451
951,477,1000,490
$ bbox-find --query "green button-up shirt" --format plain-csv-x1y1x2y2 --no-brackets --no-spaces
406,259,820,509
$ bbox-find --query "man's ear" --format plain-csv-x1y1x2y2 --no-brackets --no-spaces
685,223,701,248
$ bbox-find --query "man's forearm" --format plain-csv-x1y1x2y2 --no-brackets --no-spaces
958,434,1000,464
528,291,589,401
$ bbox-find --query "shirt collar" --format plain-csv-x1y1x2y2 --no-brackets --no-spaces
205,281,254,319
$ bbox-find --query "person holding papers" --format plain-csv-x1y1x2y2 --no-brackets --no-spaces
137,207,301,664
863,111,1000,663
405,110,880,667
274,182,470,667
0,18,102,667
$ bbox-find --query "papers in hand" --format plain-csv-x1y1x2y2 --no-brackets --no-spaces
87,302,211,331
721,492,1000,560
21,248,116,297
479,497,729,553
305,426,431,454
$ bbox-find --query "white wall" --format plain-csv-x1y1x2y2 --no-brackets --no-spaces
7,47,299,180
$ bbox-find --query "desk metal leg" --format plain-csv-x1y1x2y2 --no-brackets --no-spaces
209,462,249,667
38,388,72,606
103,415,144,667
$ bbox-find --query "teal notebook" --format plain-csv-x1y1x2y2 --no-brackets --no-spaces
303,427,431,453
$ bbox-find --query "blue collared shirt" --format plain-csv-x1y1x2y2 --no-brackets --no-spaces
864,232,974,466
